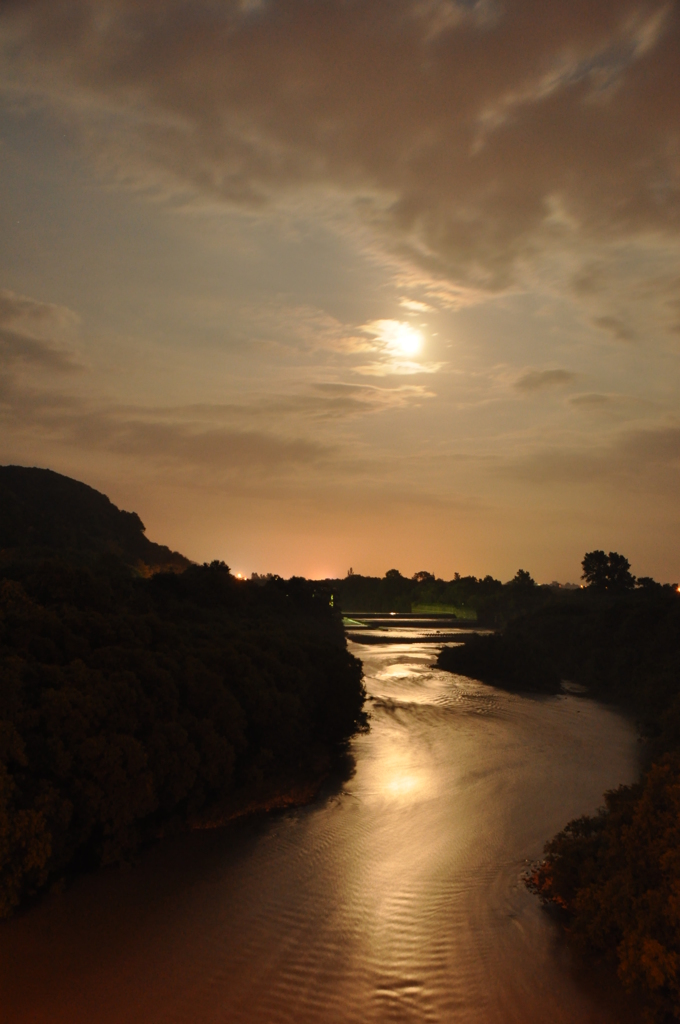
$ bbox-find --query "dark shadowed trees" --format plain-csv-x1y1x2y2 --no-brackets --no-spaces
509,569,536,588
0,560,366,917
581,550,636,592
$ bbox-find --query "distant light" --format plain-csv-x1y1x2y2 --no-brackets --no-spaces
390,611,396,616
236,572,243,579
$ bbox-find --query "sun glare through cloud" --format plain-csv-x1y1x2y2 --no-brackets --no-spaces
363,319,424,357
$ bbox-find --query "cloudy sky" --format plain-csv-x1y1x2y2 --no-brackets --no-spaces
0,0,679,581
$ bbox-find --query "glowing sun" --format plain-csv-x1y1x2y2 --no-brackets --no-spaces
392,322,422,356
364,319,423,356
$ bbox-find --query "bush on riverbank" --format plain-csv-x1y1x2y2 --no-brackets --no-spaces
528,759,680,1023
436,632,560,691
0,557,365,918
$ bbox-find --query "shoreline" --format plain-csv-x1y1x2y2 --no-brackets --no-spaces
346,631,484,645
189,750,352,830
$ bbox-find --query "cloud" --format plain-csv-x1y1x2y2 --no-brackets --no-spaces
0,289,79,334
304,382,434,414
1,0,678,298
0,369,435,480
247,303,371,355
0,328,82,372
622,424,680,466
0,271,434,482
569,392,611,408
0,289,82,372
0,379,328,474
508,423,680,491
568,392,657,420
353,360,445,377
593,315,636,343
129,382,435,422
349,318,442,375
362,320,423,356
399,297,434,312
514,368,576,392
85,419,325,472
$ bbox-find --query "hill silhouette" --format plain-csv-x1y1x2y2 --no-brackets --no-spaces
0,466,190,572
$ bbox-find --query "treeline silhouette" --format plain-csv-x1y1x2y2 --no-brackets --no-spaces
438,551,680,1021
0,469,365,918
329,566,549,622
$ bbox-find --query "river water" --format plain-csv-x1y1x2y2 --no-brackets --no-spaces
0,638,641,1023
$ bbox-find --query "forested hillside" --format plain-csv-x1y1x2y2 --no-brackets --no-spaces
0,466,190,572
0,468,365,918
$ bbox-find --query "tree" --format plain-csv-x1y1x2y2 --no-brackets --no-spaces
636,576,661,592
509,569,535,588
581,550,635,591
606,551,636,590
412,570,435,584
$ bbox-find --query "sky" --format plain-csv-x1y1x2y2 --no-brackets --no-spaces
0,0,679,582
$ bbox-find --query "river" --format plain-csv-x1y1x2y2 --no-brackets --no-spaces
0,637,640,1023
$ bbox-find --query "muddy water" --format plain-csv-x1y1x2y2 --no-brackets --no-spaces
0,640,640,1023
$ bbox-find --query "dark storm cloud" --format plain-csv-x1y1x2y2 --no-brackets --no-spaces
514,368,576,392
1,0,678,292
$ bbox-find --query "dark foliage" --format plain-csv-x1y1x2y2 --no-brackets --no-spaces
433,560,680,1019
432,573,677,1019
437,587,680,708
330,569,510,620
528,760,680,1023
345,558,680,715
0,557,365,917
437,632,560,692
582,550,636,592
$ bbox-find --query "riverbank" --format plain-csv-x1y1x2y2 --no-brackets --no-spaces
0,637,640,1024
0,557,366,919
347,630,482,645
190,752,351,830
436,589,680,1023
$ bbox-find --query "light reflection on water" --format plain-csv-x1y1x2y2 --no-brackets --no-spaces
0,635,642,1023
